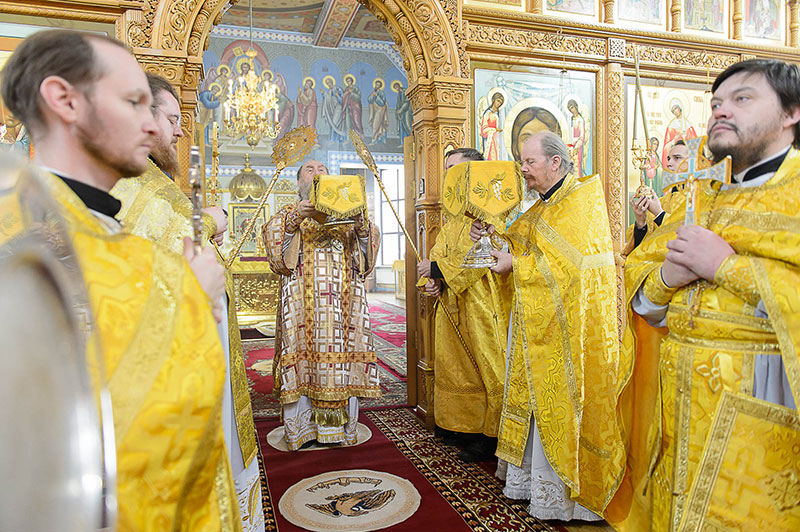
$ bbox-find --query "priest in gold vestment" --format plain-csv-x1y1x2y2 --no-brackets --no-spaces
610,59,800,532
477,132,627,520
418,148,510,462
0,31,241,531
263,160,381,450
111,74,264,531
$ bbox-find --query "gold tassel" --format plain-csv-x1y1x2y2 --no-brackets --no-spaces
311,405,349,427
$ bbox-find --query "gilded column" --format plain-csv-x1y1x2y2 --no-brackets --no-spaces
670,0,682,32
407,76,470,429
603,0,615,24
605,63,625,245
732,0,743,40
790,0,800,47
528,0,544,15
605,62,626,335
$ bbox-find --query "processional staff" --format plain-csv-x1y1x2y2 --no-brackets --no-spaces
187,145,204,255
630,45,656,201
348,129,484,382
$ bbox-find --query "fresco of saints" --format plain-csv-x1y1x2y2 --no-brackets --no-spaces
296,77,318,130
321,75,347,143
393,81,413,142
567,99,588,177
479,91,505,161
340,74,364,137
268,71,295,141
198,64,231,141
368,79,389,145
661,98,697,167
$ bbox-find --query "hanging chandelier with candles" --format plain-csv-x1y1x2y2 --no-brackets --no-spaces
222,0,280,149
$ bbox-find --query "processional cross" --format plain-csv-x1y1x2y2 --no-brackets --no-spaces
660,136,731,225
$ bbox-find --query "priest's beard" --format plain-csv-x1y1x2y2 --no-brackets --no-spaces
76,104,149,178
707,114,782,174
150,134,180,176
298,180,312,201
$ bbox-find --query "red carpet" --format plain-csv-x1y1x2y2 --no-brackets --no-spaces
256,413,472,531
244,300,408,418
257,409,560,532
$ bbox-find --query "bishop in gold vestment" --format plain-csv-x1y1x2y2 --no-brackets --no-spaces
263,160,381,450
611,60,800,532
487,132,627,520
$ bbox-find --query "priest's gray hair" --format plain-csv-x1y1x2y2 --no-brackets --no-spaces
535,131,574,176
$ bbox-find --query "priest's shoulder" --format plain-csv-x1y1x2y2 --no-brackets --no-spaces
575,173,602,187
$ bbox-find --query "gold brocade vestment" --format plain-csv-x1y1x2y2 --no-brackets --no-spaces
611,149,800,532
496,173,628,515
263,203,381,450
429,216,510,436
111,159,258,468
1,169,240,531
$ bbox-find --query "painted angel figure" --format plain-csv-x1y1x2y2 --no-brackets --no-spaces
477,88,508,161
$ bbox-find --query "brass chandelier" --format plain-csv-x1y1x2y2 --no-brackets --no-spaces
222,0,280,148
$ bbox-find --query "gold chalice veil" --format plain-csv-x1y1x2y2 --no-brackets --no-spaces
441,160,522,268
310,173,367,226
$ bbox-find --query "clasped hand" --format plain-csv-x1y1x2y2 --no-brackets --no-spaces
662,225,734,288
629,194,663,229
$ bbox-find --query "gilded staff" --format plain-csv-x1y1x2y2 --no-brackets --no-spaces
225,125,317,267
348,129,478,374
207,121,220,206
348,129,420,260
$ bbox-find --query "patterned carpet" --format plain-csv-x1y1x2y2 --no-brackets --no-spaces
243,300,408,419
256,408,613,532
367,409,558,531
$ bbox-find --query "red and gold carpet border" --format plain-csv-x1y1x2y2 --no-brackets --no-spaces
365,409,557,532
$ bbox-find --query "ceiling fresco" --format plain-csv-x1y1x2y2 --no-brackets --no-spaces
220,0,391,42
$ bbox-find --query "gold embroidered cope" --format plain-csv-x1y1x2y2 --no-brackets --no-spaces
112,159,258,467
1,168,240,531
429,216,511,436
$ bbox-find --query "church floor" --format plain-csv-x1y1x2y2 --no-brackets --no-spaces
255,408,613,531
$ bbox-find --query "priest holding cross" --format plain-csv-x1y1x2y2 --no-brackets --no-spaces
611,59,800,531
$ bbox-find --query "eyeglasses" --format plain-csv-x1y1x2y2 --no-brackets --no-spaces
151,106,182,129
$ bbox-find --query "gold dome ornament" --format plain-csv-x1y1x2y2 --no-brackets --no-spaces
229,153,267,201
